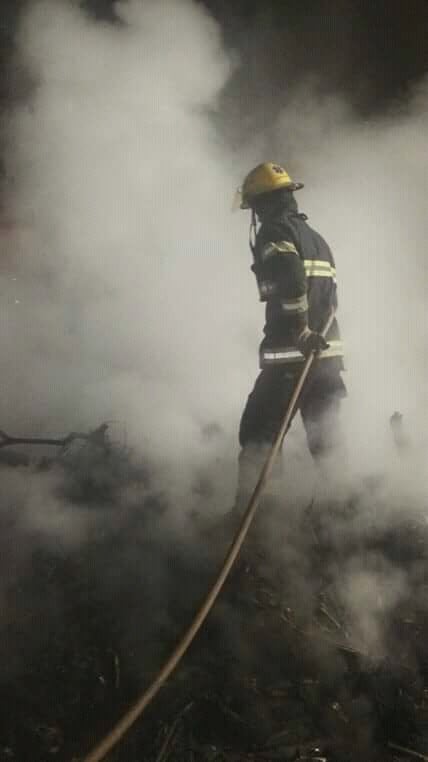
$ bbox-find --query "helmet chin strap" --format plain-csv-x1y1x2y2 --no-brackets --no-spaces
249,208,258,256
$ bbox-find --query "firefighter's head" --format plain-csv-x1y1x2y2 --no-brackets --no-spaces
237,162,303,219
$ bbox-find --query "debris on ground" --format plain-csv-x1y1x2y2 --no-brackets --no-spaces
0,434,427,761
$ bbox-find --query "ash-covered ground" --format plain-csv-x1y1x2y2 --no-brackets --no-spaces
0,431,427,762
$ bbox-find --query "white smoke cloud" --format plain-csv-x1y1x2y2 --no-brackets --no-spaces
338,557,408,658
2,0,259,512
2,0,428,672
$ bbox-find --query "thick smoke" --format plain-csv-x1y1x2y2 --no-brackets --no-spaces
271,88,428,465
2,0,259,517
1,0,428,684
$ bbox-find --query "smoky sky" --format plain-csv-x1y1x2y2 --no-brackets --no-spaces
203,0,428,103
1,0,428,124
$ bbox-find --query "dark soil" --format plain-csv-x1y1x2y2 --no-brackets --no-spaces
0,442,427,762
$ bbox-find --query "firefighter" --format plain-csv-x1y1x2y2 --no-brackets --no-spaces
235,162,346,510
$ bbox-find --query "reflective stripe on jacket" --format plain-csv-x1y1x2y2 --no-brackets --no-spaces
260,339,344,365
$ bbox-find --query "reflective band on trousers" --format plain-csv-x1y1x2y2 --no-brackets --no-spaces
261,339,344,364
281,294,308,313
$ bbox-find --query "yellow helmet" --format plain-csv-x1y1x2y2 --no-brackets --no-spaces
238,162,303,209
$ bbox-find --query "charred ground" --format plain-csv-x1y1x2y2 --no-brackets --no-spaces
0,433,427,762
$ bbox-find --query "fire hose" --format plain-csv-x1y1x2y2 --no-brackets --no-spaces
82,311,336,762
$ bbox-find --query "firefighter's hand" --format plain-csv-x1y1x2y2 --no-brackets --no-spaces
297,328,329,357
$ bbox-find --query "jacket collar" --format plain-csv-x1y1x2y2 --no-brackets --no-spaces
260,205,308,228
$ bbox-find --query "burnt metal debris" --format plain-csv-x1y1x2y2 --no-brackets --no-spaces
0,423,111,453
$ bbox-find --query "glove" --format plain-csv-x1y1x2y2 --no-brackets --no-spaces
296,327,329,358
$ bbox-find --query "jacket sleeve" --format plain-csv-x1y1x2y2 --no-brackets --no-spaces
260,231,309,338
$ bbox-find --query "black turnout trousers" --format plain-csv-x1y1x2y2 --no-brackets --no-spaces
239,361,346,460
